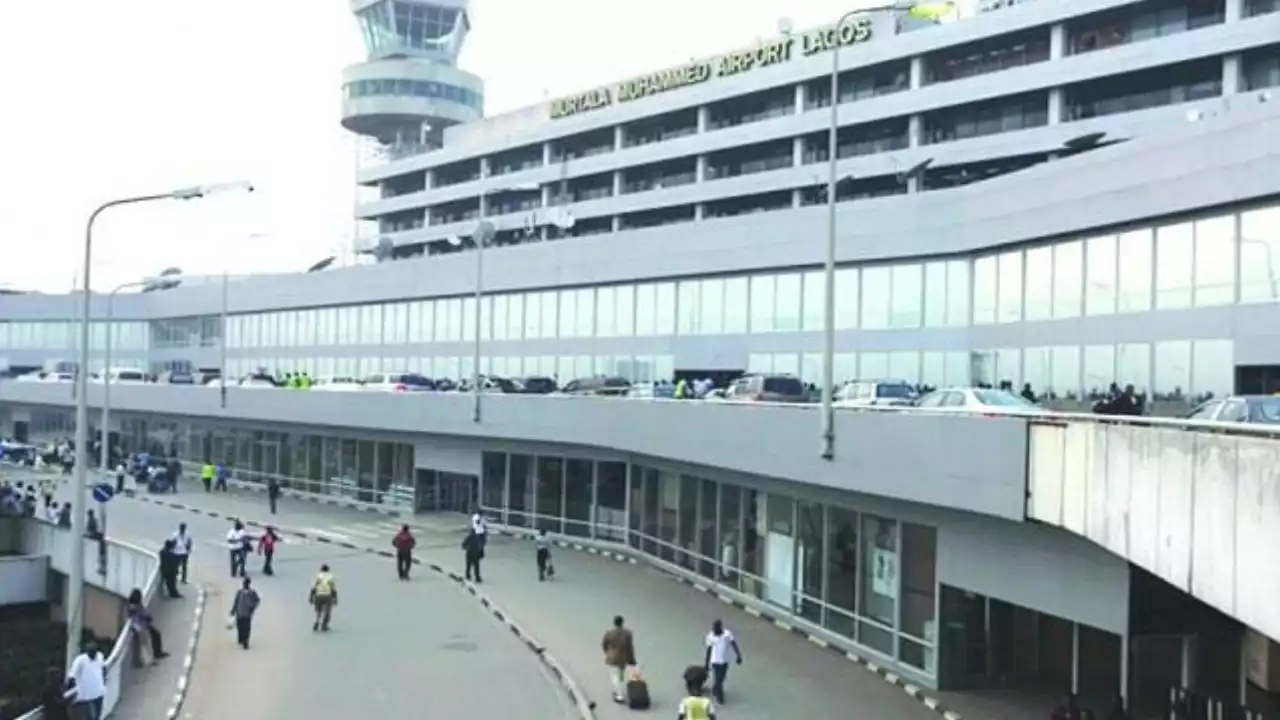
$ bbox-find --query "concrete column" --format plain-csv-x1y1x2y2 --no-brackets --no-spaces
589,462,599,540
1071,622,1081,694
697,106,709,133
696,155,708,182
1180,635,1197,688
425,169,435,189
542,142,552,165
480,157,491,178
1048,88,1064,125
1223,55,1242,95
908,114,923,147
1225,0,1244,21
614,125,624,150
793,136,804,165
1120,633,1130,704
909,56,924,89
793,83,805,114
612,215,621,232
1049,22,1066,60
792,189,802,208
695,203,704,220
613,170,623,196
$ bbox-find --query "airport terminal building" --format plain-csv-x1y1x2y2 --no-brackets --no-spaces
1,0,1280,715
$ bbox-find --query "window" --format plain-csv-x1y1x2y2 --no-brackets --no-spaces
861,267,891,329
1023,247,1053,321
802,271,824,332
1240,205,1280,303
614,286,634,337
635,285,656,336
1053,241,1083,318
835,268,859,329
1155,222,1194,310
997,251,1023,323
1085,235,1117,315
973,256,996,324
750,275,776,332
889,264,922,329
1193,215,1235,307
700,279,725,335
775,274,802,331
1118,229,1153,313
678,281,699,335
724,278,748,333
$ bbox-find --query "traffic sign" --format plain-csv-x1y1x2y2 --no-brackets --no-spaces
92,483,116,503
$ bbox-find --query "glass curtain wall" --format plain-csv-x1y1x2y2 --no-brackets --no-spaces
477,450,939,679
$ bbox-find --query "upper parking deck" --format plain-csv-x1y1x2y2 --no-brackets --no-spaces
2,378,1278,647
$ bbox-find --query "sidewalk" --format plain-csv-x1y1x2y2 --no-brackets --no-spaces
111,578,204,720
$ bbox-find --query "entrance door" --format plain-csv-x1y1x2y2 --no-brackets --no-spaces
939,585,991,690
438,473,477,513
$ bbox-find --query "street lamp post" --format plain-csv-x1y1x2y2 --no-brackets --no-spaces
449,182,540,423
822,3,917,461
68,181,251,670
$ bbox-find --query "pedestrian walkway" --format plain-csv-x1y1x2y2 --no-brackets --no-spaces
120,489,954,720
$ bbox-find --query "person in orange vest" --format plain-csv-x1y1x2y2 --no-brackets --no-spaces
392,524,416,580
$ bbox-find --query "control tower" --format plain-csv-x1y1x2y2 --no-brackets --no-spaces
342,0,484,158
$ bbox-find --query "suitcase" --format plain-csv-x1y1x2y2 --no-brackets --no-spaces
626,678,651,709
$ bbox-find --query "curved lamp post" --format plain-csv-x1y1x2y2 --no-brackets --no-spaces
67,181,252,670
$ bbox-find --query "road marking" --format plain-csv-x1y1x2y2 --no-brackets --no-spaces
302,527,353,541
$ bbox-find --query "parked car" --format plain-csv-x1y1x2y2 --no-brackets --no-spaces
157,371,195,385
237,372,281,388
833,379,918,408
517,376,558,394
362,372,434,392
559,375,632,397
913,387,1042,415
311,376,364,392
723,373,808,403
1184,395,1280,425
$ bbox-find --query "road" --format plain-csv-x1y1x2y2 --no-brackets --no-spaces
17,470,578,719
86,481,950,720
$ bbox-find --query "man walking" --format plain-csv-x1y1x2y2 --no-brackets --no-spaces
226,520,249,578
392,524,416,580
601,615,637,705
267,477,281,514
158,539,182,599
702,619,743,704
309,564,337,631
66,640,106,720
258,526,279,576
230,577,261,649
170,523,193,584
462,529,484,583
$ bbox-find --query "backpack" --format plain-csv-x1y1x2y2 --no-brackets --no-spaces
313,574,334,598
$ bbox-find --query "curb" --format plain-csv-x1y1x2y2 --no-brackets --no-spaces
185,481,404,517
129,495,597,720
489,526,964,720
165,585,208,720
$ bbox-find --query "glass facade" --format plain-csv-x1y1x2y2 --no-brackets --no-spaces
2,200,1276,400
479,451,939,677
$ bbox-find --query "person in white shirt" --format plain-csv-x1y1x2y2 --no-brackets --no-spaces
226,520,249,578
171,522,193,583
702,619,743,705
67,640,107,719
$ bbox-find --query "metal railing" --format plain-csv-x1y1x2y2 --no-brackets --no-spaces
14,521,161,720
174,460,415,510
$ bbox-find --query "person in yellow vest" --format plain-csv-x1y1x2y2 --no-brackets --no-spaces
309,564,338,632
678,665,716,719
201,462,215,492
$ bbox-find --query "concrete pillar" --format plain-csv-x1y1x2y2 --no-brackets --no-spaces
1181,634,1197,688
542,142,552,165
909,56,924,89
1071,622,1081,694
612,215,621,232
1120,633,1130,703
695,203,704,220
696,155,708,182
697,106,709,133
1225,0,1244,21
425,169,435,189
480,157,491,178
793,83,805,114
792,189,802,208
908,114,923,147
793,136,804,165
1223,55,1242,95
614,125,624,151
1049,23,1066,59
589,462,599,540
613,170,623,196
1048,88,1064,125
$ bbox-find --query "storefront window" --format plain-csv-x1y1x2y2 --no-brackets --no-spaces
797,501,825,625
628,465,646,550
564,458,593,537
859,514,899,656
508,454,533,526
697,478,718,581
762,494,796,609
657,470,680,563
535,456,564,532
717,483,742,585
741,490,766,598
824,506,860,638
481,452,507,522
677,475,700,569
641,468,660,556
597,461,628,541
899,523,938,673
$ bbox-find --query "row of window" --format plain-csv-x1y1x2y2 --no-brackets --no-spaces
0,322,148,352
222,338,1233,400
235,202,1278,346
344,79,483,110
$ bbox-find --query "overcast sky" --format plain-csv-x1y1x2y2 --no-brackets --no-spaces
0,0,925,293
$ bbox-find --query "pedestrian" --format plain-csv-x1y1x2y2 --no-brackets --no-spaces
703,619,743,704
309,564,337,632
159,539,182,599
462,529,484,583
114,462,126,495
226,520,248,578
267,477,281,514
679,665,716,719
201,462,214,492
229,577,260,649
258,526,279,576
170,523,193,584
601,615,637,705
66,640,106,720
127,588,168,664
535,529,554,581
214,463,229,492
40,666,69,720
392,524,416,580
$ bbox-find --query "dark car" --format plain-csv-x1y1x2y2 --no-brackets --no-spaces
1185,395,1280,425
518,376,558,394
560,375,631,397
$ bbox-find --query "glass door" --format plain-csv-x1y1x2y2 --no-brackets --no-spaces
939,585,991,690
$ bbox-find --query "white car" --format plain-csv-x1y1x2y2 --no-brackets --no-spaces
312,376,364,392
914,387,1044,415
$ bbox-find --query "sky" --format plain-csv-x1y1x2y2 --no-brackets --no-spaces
0,0,931,293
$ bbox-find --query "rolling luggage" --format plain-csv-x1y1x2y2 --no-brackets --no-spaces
625,667,650,709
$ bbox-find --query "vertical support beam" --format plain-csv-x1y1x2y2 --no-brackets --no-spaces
623,462,632,542
590,460,599,540
558,459,567,534
501,453,510,526
1120,632,1130,704
1071,622,1081,694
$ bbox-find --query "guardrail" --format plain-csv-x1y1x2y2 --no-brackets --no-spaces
12,520,161,720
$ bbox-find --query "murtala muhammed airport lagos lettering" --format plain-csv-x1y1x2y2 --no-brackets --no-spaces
548,16,874,119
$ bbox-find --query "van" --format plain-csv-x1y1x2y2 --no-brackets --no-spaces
724,374,808,403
